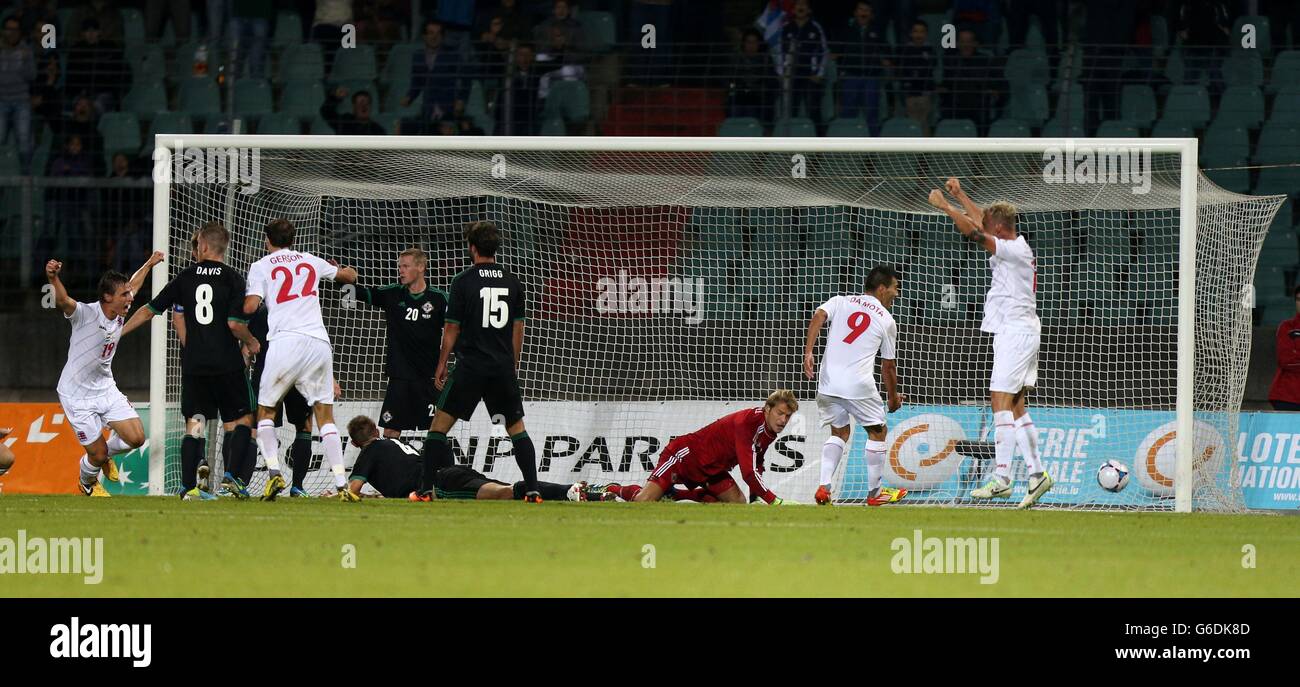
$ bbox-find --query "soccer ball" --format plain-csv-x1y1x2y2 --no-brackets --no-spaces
1096,460,1131,493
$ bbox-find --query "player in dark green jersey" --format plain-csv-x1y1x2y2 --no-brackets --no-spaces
416,221,543,502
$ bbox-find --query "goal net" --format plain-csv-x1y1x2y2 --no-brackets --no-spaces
150,136,1284,512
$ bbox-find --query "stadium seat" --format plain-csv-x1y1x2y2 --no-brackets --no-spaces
1150,120,1193,138
178,77,221,118
539,117,566,136
1150,15,1169,57
127,43,167,84
1222,50,1264,88
272,11,303,48
825,118,868,137
1233,16,1271,55
279,43,325,83
1007,84,1049,127
120,8,146,45
880,117,921,137
233,79,274,118
1160,86,1211,129
0,145,19,176
279,80,326,120
717,117,763,137
1095,120,1140,137
309,116,335,135
1164,47,1187,85
141,113,194,154
329,44,377,83
582,10,616,52
1269,50,1300,94
372,112,400,135
385,87,420,119
1269,87,1300,125
934,119,976,137
1253,122,1300,196
257,112,302,135
1004,49,1049,89
1214,86,1265,130
1041,117,1085,138
773,117,817,137
987,119,1030,137
381,42,418,86
542,80,591,123
1120,84,1157,129
1201,124,1251,193
1052,82,1085,125
97,112,142,164
170,42,223,83
122,80,169,121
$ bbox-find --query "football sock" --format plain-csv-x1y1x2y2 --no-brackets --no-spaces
319,423,346,489
226,424,253,482
510,431,538,493
290,432,312,490
820,435,846,487
106,431,132,456
420,432,450,493
1015,414,1044,477
615,484,643,501
257,419,280,473
181,436,202,491
866,439,886,494
993,410,1016,483
79,455,101,487
513,481,570,501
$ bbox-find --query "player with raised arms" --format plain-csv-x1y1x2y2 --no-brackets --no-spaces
346,415,597,501
607,390,799,504
243,219,358,501
354,247,447,439
0,427,15,477
928,178,1052,508
417,221,541,502
122,223,260,500
47,250,165,496
803,264,908,506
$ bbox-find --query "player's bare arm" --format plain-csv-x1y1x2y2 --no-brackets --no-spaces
434,323,461,390
945,177,984,225
882,358,906,412
120,303,154,336
45,260,76,316
803,308,829,380
929,188,995,254
172,310,187,347
126,250,166,298
228,320,260,356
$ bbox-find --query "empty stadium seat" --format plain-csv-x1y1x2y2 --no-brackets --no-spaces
582,10,616,52
381,42,418,86
279,43,325,83
1004,48,1049,88
256,112,302,135
329,44,377,83
934,118,976,137
178,77,221,117
825,118,868,137
1201,123,1251,193
272,11,303,48
127,43,167,84
1269,87,1300,125
1053,82,1085,124
773,117,817,137
1007,84,1049,127
987,119,1031,137
1160,86,1211,129
1095,120,1140,137
1269,50,1300,94
97,112,142,165
1254,122,1300,196
279,80,326,120
1041,117,1085,137
142,113,193,154
233,79,274,118
120,7,146,45
121,80,168,121
1222,50,1264,88
880,117,921,137
718,117,763,137
1215,86,1265,129
1120,84,1157,129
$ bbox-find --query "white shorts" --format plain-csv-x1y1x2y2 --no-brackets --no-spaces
59,388,137,446
817,392,886,429
990,331,1040,394
258,335,335,408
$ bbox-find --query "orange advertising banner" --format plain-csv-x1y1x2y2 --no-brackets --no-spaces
0,403,151,495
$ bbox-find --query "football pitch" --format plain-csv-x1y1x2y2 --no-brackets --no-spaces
1,496,1296,597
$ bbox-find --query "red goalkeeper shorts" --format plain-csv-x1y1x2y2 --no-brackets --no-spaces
647,440,738,497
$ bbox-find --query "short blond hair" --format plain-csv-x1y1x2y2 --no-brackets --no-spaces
986,201,1017,230
765,389,799,412
399,247,427,267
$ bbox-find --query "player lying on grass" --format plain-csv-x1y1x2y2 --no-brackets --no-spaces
345,415,598,501
607,390,798,504
803,263,908,507
48,251,164,496
929,178,1051,509
0,427,14,476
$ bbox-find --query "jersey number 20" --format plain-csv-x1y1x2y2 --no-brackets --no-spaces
480,288,509,328
271,264,319,304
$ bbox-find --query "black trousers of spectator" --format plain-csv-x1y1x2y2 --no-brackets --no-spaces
312,23,345,77
1271,401,1300,411
789,78,824,134
730,89,775,126
146,0,192,40
1005,0,1062,50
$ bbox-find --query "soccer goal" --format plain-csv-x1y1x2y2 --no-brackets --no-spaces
149,135,1285,512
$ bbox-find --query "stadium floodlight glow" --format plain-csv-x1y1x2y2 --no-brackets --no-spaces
151,135,1285,512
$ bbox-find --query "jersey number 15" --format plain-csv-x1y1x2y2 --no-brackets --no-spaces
480,288,509,328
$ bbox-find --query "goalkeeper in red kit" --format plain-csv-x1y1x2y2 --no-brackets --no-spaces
607,390,799,504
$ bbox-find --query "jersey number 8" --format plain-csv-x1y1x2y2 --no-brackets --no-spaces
194,284,214,324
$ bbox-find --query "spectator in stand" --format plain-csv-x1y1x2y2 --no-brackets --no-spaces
533,0,583,49
146,0,193,41
0,16,36,174
312,0,354,75
11,1,58,49
868,0,913,46
476,0,531,43
475,15,512,80
228,0,274,79
356,0,405,43
64,18,127,113
70,0,125,44
780,0,831,135
46,134,98,278
497,43,541,135
1005,0,1062,51
951,0,1000,47
403,20,466,131
1269,285,1300,411
728,28,777,125
1178,0,1230,92
894,19,936,136
940,28,1000,135
835,1,889,134
321,86,387,135
105,151,152,279
536,24,586,102
29,53,60,122
53,96,105,170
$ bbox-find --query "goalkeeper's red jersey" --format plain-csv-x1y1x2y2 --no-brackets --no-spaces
675,407,779,503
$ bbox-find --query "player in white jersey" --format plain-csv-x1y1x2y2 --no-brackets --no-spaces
929,177,1052,509
0,427,15,477
803,264,908,507
48,251,165,496
242,219,358,501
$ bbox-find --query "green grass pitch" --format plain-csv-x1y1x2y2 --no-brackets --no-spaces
1,496,1296,597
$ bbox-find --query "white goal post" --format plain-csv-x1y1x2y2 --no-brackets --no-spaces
148,134,1284,512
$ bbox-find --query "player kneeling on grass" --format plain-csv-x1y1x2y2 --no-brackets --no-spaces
803,264,908,507
345,415,596,501
607,390,798,505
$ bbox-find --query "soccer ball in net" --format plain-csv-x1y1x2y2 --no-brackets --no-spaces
1096,460,1131,493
